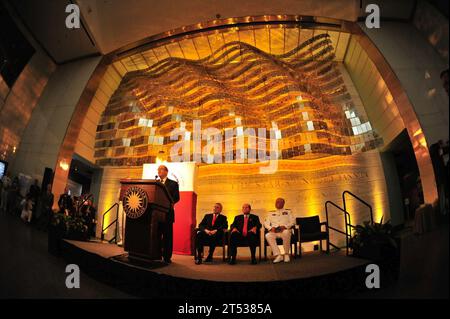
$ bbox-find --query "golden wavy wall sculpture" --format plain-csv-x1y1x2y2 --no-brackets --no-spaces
95,27,382,167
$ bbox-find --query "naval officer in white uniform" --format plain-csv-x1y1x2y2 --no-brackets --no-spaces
264,198,295,263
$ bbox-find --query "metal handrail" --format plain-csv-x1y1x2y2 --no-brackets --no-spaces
323,191,374,257
325,200,352,256
101,203,119,243
342,190,374,225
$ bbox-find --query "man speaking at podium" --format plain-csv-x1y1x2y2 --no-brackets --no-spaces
157,165,180,263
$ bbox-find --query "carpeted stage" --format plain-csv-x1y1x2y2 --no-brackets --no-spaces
65,240,369,282
60,239,377,298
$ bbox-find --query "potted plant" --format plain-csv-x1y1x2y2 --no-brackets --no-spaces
48,212,89,255
350,217,398,261
65,216,89,241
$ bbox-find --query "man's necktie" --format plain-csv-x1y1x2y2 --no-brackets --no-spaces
212,214,217,226
243,215,249,236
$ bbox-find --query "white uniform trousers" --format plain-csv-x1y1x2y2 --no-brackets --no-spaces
265,229,291,256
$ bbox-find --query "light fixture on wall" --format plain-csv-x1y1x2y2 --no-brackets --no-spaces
59,159,69,171
156,150,166,164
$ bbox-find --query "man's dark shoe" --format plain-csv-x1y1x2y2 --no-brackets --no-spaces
195,258,202,265
164,258,172,264
204,255,213,262
251,258,257,265
228,257,236,265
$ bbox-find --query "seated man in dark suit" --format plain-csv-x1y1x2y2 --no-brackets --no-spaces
195,203,228,264
229,203,262,265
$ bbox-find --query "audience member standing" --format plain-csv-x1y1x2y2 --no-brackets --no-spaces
37,184,54,231
8,177,20,215
58,187,74,216
29,179,41,223
430,140,449,216
20,194,33,223
0,173,11,213
80,198,97,238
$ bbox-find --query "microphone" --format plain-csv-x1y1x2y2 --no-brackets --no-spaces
155,175,159,181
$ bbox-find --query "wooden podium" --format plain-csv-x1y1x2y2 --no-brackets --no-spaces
120,179,173,260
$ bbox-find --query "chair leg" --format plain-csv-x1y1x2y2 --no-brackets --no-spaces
326,239,330,254
298,242,302,258
259,244,262,262
319,240,323,253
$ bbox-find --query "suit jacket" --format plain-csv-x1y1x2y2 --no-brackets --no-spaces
58,194,73,210
163,178,180,204
230,214,262,234
162,178,180,223
198,213,228,232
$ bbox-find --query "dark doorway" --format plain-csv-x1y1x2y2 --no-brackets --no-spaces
68,154,103,207
68,158,93,197
386,129,424,222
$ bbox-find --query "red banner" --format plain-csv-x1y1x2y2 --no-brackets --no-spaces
173,191,197,255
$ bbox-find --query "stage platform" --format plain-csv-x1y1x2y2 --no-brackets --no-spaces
60,239,378,298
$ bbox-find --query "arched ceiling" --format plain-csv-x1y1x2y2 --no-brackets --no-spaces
78,0,361,54
7,0,417,63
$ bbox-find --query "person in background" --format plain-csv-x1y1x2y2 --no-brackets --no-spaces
440,69,448,96
20,193,33,223
429,140,449,216
0,178,3,212
8,176,20,216
29,179,40,202
0,173,11,213
29,179,41,223
81,198,97,238
37,184,54,231
58,186,74,216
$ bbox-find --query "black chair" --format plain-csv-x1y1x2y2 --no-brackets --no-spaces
296,216,329,258
227,229,262,261
263,228,298,260
193,228,228,261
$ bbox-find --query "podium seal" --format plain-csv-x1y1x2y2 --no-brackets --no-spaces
123,186,149,219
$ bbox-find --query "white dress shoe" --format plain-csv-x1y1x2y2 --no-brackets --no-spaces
284,254,290,263
273,255,284,263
